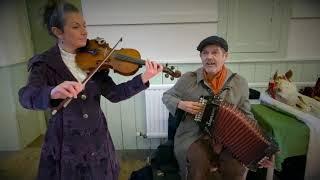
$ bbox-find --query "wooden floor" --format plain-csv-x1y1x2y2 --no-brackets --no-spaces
0,136,289,180
0,136,150,180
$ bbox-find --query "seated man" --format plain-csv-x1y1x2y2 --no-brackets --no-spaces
162,36,272,180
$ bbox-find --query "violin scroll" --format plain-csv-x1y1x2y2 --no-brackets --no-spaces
164,63,181,80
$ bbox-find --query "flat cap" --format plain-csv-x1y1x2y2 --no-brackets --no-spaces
197,36,228,52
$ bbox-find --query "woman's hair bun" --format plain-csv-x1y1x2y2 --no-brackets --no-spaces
42,0,78,37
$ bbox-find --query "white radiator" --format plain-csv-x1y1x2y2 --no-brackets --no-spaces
144,84,173,138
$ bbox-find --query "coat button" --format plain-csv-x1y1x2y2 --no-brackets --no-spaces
83,114,88,119
91,152,96,156
81,94,87,100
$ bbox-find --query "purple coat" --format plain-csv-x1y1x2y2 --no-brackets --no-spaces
19,45,149,180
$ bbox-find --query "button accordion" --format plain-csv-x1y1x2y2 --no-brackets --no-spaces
194,96,279,170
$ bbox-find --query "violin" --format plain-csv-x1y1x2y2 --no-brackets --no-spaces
52,37,181,115
75,37,181,80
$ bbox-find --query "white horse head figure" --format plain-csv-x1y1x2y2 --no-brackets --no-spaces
268,70,312,112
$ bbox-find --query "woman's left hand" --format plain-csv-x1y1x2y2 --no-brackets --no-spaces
141,60,163,83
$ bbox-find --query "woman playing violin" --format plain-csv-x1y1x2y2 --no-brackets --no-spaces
18,1,162,180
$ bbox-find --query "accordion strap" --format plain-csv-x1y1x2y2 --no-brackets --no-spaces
202,73,237,96
220,73,237,95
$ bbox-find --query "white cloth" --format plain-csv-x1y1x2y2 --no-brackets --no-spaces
260,93,320,180
59,46,87,83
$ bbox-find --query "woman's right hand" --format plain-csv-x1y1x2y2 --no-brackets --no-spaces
50,81,84,99
178,100,203,115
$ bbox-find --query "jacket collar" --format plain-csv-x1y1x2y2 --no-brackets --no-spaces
28,44,78,81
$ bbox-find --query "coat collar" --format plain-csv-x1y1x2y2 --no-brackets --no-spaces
28,44,78,81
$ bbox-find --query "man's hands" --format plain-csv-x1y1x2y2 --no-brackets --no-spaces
50,81,84,99
141,60,163,84
258,156,274,168
178,100,203,115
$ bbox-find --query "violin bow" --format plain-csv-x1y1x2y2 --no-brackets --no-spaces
52,37,123,115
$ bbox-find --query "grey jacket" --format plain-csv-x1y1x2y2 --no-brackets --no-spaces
162,67,254,178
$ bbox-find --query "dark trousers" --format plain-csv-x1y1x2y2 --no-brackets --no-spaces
187,137,247,180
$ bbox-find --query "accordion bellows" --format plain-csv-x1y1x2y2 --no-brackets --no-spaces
196,98,279,170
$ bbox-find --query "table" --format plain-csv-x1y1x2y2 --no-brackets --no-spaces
251,104,309,171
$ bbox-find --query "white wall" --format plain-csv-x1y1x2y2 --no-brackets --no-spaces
82,0,218,63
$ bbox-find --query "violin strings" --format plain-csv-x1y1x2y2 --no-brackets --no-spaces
114,54,145,65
